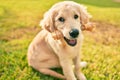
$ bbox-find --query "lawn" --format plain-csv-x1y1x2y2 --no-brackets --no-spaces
0,0,120,80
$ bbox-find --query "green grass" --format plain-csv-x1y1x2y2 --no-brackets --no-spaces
0,0,120,80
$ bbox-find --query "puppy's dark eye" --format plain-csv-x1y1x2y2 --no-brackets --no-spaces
74,15,78,19
58,17,65,22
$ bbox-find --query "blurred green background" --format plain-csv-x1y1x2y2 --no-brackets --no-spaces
0,0,120,80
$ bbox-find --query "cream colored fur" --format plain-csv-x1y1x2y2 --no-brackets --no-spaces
28,1,92,80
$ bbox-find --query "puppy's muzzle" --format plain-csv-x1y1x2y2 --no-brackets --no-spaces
69,28,79,38
63,28,79,47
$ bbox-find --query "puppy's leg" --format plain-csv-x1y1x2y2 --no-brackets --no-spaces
29,58,65,79
59,58,77,80
73,54,87,80
30,61,65,79
38,68,65,79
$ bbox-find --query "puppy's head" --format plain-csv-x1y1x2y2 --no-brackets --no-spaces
40,1,94,46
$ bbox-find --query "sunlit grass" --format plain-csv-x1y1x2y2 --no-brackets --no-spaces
87,6,120,26
0,0,120,80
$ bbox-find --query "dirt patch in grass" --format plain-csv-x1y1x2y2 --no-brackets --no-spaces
84,21,120,45
0,26,40,42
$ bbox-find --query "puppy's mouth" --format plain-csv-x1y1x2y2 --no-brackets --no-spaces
64,37,77,46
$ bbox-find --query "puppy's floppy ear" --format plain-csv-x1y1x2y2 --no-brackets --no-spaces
81,22,96,31
40,9,56,32
78,5,92,24
40,9,63,40
77,4,95,31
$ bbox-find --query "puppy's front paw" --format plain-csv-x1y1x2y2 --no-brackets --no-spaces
77,73,87,80
80,61,87,68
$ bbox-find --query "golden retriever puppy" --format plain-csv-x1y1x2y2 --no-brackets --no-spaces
28,1,94,80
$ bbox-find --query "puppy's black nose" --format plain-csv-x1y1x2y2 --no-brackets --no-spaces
69,28,79,38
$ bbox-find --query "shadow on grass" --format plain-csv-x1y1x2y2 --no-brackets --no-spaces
32,68,63,80
73,0,120,8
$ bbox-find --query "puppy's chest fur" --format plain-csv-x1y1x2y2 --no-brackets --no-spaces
62,46,79,59
47,34,80,59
